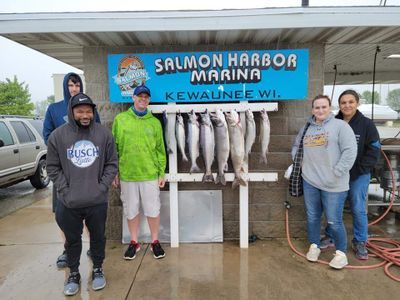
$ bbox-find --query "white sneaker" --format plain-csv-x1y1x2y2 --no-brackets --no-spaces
306,243,321,262
329,250,348,269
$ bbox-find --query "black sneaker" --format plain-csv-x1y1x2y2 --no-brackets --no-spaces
64,272,80,296
151,240,166,259
124,241,141,260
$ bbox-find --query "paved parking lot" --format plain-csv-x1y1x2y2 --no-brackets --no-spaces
0,189,399,299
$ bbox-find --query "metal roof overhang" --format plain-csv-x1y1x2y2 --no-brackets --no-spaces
1,6,399,85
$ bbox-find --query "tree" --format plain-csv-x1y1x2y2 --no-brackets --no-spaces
34,95,55,117
386,88,400,112
0,76,34,115
361,90,380,104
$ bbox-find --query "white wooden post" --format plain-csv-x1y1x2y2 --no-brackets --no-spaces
239,106,249,248
239,184,249,248
167,103,179,247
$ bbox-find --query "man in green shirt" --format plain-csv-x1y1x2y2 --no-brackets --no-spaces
112,84,167,260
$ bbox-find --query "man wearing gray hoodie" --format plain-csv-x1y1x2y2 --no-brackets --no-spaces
43,72,101,268
46,93,118,296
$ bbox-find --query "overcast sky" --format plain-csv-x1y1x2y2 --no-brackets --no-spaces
0,0,398,103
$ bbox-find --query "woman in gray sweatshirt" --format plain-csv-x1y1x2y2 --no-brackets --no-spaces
292,95,357,269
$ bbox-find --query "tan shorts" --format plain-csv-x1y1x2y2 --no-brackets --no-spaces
120,180,160,219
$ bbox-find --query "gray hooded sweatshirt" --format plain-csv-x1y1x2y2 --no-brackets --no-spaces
46,99,118,208
292,113,357,192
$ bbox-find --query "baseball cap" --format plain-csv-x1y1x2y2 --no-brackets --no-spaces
133,84,151,96
70,93,96,109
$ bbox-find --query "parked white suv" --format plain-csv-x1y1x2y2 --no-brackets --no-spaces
0,115,50,189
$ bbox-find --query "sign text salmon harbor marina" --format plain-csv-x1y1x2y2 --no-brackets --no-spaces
108,49,308,103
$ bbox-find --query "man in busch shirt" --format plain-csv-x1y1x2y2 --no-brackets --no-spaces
47,93,118,296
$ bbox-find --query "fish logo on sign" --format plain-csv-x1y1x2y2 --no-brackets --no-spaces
67,140,99,168
113,56,150,97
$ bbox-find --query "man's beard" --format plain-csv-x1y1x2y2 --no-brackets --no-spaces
75,120,91,128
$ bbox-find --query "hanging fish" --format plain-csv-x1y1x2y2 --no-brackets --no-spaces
162,111,173,154
200,110,215,183
175,114,188,162
260,109,271,165
187,110,201,173
245,109,256,158
210,109,230,185
225,110,246,188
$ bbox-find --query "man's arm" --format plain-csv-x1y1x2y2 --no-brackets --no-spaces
43,106,55,145
155,122,166,181
46,132,69,192
99,133,119,190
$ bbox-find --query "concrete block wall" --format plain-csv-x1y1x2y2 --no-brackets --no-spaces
82,43,324,241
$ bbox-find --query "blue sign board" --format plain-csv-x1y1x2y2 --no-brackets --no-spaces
108,49,308,103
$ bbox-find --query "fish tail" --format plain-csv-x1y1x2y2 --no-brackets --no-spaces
232,178,240,189
202,173,214,183
232,175,246,189
215,174,226,185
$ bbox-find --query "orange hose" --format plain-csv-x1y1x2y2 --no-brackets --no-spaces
367,238,400,281
285,149,400,280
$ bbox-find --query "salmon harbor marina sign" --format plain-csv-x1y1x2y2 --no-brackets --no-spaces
108,49,309,103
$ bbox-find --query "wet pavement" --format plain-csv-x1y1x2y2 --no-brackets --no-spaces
1,192,400,299
0,181,51,219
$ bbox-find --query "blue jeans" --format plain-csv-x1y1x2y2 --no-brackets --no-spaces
326,173,370,243
303,179,348,252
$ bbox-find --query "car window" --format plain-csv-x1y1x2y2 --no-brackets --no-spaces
27,119,44,138
0,121,15,146
10,121,37,144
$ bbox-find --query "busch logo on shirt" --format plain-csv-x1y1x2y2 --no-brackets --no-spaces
67,140,99,168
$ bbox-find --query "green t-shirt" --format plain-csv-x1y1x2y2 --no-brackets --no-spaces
112,108,166,181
